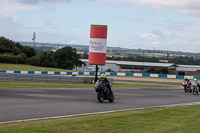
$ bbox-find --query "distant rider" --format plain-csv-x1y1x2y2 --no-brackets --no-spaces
193,78,200,91
98,73,112,93
183,77,191,86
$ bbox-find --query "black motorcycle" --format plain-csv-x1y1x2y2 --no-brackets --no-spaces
183,81,192,93
95,80,114,103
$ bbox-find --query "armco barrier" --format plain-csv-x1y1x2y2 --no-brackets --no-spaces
0,73,113,84
0,70,200,79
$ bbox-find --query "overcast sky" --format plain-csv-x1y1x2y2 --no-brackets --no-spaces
1,0,200,52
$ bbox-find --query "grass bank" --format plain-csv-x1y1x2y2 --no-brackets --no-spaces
0,105,199,133
0,63,71,72
0,82,173,88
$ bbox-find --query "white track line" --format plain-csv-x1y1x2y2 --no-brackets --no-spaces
1,101,200,124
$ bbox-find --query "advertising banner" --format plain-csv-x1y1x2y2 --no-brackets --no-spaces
89,25,107,65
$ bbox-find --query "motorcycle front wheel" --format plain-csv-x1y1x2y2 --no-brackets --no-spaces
193,88,195,95
184,86,187,93
193,87,199,95
97,91,104,103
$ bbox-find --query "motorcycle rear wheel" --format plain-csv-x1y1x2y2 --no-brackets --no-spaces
189,88,192,93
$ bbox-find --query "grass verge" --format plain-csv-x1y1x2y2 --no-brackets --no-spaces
0,63,71,72
0,105,199,133
0,82,173,88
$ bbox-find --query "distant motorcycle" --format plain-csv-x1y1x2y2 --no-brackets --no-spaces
95,80,114,103
192,82,199,95
183,81,192,93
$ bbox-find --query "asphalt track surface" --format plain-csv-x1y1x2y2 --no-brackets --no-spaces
0,86,200,123
115,81,180,86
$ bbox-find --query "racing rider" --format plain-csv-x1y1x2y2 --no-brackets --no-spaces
194,78,200,91
99,73,112,93
183,77,191,86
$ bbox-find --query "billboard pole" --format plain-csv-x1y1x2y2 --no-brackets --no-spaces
88,25,107,83
95,65,99,82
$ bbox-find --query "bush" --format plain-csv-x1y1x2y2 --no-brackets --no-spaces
0,53,27,64
27,56,40,66
106,68,113,72
146,67,169,74
157,67,169,74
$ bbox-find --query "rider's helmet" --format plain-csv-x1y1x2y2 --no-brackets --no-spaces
184,77,188,80
194,78,197,81
100,73,106,80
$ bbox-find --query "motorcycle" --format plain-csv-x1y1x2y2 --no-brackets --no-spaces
95,80,114,103
192,82,199,95
183,81,192,93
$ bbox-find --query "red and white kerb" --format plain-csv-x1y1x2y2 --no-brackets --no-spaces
89,25,107,65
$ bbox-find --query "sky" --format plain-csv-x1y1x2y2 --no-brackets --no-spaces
1,0,200,53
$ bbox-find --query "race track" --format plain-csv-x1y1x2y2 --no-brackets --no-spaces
0,86,199,123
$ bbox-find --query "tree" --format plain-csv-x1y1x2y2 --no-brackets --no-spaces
12,47,21,55
21,46,36,58
0,36,36,64
146,66,157,73
54,46,85,69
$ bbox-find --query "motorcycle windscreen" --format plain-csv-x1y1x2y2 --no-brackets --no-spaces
95,80,103,89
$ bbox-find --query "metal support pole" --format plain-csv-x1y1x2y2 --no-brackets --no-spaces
33,39,35,49
142,51,144,73
95,65,99,83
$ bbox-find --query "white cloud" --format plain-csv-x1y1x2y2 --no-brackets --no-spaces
46,20,61,26
69,40,77,44
13,0,71,5
106,21,200,52
2,0,200,18
140,34,157,38
1,0,200,53
92,0,200,17
0,0,72,19
0,1,43,18
151,41,161,45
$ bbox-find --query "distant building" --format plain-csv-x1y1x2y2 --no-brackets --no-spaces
75,59,200,76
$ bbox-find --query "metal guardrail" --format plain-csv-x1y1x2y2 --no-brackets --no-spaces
0,73,113,84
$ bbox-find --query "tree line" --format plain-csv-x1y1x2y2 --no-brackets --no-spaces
0,36,85,69
105,55,200,65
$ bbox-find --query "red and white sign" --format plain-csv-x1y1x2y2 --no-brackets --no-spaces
89,25,107,65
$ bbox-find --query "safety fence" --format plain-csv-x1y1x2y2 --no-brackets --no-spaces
0,70,199,79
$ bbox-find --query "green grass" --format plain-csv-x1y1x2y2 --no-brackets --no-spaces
0,82,94,88
0,82,173,88
0,105,200,133
0,63,71,71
